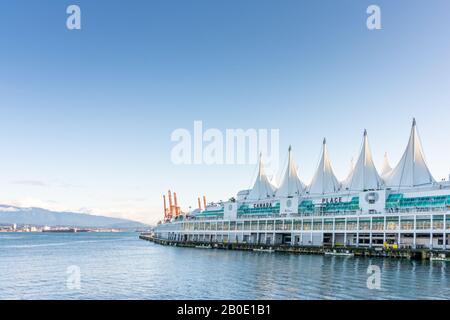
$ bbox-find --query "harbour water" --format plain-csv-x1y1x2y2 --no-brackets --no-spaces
0,232,448,300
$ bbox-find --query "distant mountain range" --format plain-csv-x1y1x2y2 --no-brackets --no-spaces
0,205,148,229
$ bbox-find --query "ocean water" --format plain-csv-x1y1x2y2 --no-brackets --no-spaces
0,232,448,300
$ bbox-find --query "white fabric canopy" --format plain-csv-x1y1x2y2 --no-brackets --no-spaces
342,130,383,191
342,158,355,186
381,152,393,178
308,139,340,194
276,146,306,197
386,119,435,188
247,154,276,200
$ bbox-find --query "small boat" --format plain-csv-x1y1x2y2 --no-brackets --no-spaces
195,245,212,249
430,254,450,262
324,250,354,257
253,247,275,253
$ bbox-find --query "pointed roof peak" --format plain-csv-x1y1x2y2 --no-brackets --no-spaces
386,119,435,188
276,148,305,197
308,139,339,194
342,130,382,191
288,145,292,152
323,138,327,145
248,154,276,200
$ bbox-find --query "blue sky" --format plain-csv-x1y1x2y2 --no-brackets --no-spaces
1,0,450,223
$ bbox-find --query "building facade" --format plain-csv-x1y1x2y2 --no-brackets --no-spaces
155,120,450,250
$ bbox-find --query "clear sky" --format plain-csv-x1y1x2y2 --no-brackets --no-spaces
1,0,450,224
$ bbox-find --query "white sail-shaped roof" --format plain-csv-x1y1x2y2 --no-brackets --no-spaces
342,130,383,191
386,119,435,188
308,139,340,194
381,152,393,178
247,154,276,200
342,158,355,187
276,146,306,197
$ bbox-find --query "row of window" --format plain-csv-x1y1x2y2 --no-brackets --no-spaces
298,198,360,214
182,216,450,232
386,194,450,209
191,195,450,220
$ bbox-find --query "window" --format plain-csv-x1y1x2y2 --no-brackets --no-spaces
283,220,292,231
347,220,357,230
324,219,334,231
259,220,267,230
275,220,283,230
386,217,399,230
416,217,431,230
433,216,444,230
335,219,345,230
400,219,414,230
303,220,312,231
372,218,384,231
359,219,370,231
313,220,323,230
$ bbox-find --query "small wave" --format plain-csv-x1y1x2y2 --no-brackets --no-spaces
0,236,25,240
2,238,133,249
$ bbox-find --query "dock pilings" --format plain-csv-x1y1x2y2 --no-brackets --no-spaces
139,234,446,260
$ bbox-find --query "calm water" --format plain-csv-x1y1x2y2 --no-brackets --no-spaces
0,232,449,300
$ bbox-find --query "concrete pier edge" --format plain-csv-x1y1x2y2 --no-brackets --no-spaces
139,234,449,260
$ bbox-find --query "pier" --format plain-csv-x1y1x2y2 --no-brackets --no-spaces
153,120,450,259
139,234,445,260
